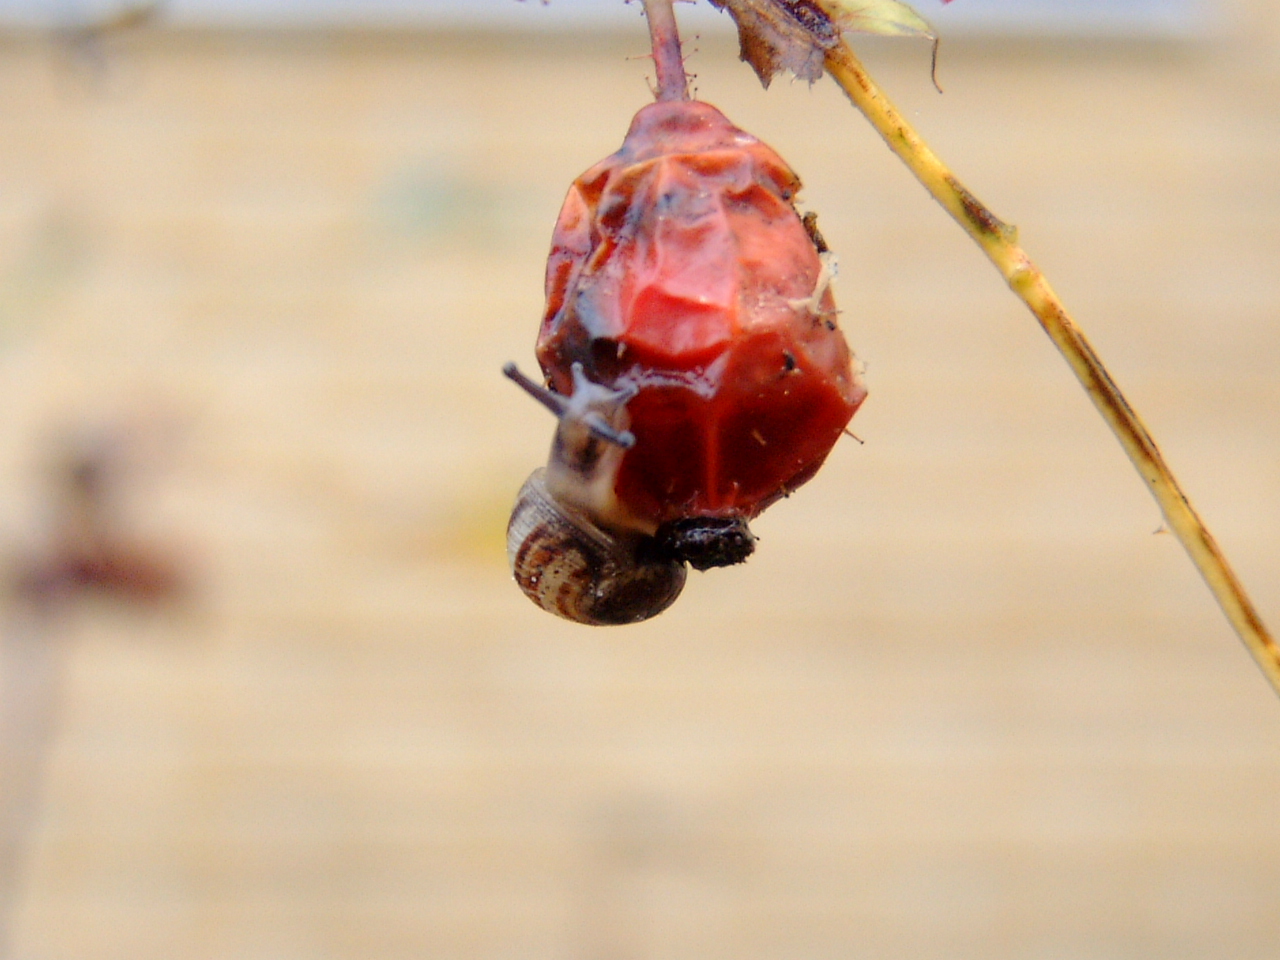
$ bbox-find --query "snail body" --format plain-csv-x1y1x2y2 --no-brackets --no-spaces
505,362,686,625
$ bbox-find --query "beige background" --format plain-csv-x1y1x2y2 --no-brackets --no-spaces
1,4,1279,958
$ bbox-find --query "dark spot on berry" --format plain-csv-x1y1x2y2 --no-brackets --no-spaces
655,516,756,571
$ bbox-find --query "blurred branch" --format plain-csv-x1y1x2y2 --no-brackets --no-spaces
62,0,166,42
57,0,167,82
0,615,61,959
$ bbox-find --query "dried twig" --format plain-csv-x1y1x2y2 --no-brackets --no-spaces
641,0,692,101
821,39,1280,698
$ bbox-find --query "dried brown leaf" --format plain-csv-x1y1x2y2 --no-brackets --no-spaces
709,0,937,87
706,0,838,87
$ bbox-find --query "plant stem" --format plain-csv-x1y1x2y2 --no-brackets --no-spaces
824,40,1280,699
641,0,690,101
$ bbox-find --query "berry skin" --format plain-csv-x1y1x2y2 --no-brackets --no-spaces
536,99,866,538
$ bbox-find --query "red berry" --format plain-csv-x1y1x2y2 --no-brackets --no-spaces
536,100,865,538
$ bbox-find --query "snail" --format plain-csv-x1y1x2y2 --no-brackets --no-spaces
506,98,866,625
505,361,687,625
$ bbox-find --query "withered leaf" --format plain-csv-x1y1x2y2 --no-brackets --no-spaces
706,0,838,88
817,0,935,40
709,0,936,87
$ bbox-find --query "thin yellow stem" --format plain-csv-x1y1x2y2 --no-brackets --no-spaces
824,40,1280,698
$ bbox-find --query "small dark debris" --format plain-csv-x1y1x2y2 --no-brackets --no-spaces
801,211,828,253
655,516,757,571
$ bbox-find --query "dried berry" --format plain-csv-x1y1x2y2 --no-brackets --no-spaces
539,99,864,535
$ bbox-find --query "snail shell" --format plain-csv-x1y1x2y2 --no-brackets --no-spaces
508,468,686,625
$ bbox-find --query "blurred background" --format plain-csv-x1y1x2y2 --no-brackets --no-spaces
1,0,1278,957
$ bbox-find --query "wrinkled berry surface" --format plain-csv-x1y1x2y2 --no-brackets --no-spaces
538,100,866,528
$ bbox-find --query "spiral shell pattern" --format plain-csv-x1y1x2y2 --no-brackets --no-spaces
507,469,686,625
